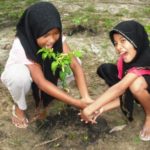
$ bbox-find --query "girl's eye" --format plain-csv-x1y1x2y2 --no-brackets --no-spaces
114,42,118,46
53,31,60,36
121,38,126,43
43,33,49,38
43,32,59,38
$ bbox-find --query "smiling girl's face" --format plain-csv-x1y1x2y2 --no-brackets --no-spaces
113,33,137,63
36,28,60,49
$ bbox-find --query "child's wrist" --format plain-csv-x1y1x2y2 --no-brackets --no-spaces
81,93,90,99
79,100,87,109
81,96,93,104
83,107,94,116
99,107,104,114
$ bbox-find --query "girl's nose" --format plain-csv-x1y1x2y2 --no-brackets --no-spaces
115,43,122,54
48,36,56,44
116,43,123,51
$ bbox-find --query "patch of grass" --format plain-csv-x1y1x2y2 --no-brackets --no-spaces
7,10,23,21
115,8,130,17
82,133,89,143
101,42,109,50
84,5,96,12
0,0,39,27
98,11,118,32
67,132,78,140
25,0,40,5
102,18,115,31
133,135,141,144
98,7,149,33
130,7,150,18
145,25,150,32
64,5,100,34
145,24,150,40
142,7,150,17
48,101,67,115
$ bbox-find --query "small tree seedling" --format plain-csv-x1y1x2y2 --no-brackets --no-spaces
37,48,83,89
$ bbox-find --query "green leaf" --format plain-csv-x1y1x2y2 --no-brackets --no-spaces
51,61,59,75
64,66,71,75
42,52,49,60
61,65,65,72
73,50,83,58
37,48,44,54
51,53,56,59
59,71,66,81
63,60,70,65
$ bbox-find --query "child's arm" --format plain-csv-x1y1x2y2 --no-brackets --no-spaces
81,72,139,123
27,63,87,109
63,41,93,104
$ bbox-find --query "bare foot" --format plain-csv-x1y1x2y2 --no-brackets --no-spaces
139,116,150,141
30,107,48,123
12,105,28,128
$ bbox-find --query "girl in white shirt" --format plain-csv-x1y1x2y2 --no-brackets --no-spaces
1,2,93,128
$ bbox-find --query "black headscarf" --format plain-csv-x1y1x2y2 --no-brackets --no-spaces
109,20,150,121
16,2,63,107
110,20,150,71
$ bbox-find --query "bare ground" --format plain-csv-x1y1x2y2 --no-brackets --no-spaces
0,0,150,150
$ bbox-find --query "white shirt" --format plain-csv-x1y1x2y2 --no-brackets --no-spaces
5,36,66,68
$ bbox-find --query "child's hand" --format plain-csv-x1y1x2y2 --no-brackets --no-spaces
79,97,94,109
79,107,104,124
81,96,94,105
79,109,97,124
92,108,104,122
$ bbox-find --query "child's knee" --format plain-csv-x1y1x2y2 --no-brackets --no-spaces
97,63,116,78
130,78,147,95
1,65,32,89
130,84,141,95
97,64,107,77
13,73,31,88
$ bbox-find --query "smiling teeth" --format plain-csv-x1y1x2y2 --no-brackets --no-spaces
46,45,52,48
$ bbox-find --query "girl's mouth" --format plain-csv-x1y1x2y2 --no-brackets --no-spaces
120,52,127,58
45,45,53,49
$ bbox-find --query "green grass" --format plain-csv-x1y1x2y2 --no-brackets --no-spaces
1,0,149,37
145,24,150,36
64,5,100,33
133,135,141,144
0,0,39,27
48,101,67,115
